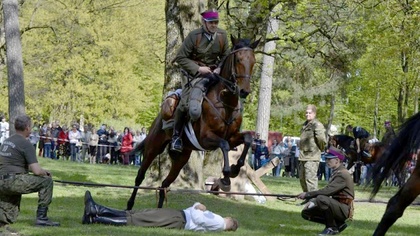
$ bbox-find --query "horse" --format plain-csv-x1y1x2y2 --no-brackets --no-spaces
370,112,420,236
126,36,260,209
329,134,379,183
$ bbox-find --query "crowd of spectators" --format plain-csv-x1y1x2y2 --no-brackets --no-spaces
27,121,147,166
251,133,332,181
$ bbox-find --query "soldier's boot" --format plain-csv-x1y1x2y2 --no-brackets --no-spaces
92,216,127,226
170,108,186,153
35,207,60,226
83,190,126,224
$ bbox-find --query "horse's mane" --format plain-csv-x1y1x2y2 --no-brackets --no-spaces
371,112,420,198
232,38,253,50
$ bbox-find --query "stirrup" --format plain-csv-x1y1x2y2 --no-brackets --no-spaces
170,137,183,152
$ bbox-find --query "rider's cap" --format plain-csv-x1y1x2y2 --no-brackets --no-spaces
384,120,391,126
201,9,219,22
326,146,345,161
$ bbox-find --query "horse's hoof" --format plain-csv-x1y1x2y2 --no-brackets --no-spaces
218,178,231,192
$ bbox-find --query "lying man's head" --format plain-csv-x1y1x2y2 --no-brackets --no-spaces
224,217,239,231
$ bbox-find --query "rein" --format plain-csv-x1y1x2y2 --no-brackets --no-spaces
202,46,254,126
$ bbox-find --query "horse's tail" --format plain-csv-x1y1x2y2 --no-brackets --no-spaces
131,139,145,156
371,112,420,198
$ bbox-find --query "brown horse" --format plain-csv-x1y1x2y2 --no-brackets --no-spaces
371,112,420,236
126,36,259,209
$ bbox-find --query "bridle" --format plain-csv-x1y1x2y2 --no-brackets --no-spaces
229,47,254,80
216,47,255,94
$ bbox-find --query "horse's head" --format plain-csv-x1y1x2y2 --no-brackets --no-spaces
220,36,259,99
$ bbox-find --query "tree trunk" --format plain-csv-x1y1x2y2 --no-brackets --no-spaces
3,0,25,135
256,16,278,141
326,94,335,139
373,82,379,139
149,0,207,189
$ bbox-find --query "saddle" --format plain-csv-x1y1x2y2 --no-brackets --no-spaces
161,90,181,130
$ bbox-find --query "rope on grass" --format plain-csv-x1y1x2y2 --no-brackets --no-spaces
55,179,420,205
54,179,298,198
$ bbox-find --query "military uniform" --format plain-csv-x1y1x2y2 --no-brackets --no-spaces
174,27,230,117
299,118,326,192
0,134,54,225
301,165,355,231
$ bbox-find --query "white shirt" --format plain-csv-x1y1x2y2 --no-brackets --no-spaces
68,130,81,144
183,202,225,232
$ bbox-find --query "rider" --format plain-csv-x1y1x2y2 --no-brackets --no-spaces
381,120,396,146
170,9,230,152
346,125,370,161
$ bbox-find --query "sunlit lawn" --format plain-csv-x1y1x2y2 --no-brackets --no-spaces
3,157,419,236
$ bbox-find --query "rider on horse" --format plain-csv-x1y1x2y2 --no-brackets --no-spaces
381,120,396,146
346,125,370,162
171,9,230,153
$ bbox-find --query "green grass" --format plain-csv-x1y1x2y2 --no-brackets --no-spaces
3,157,419,236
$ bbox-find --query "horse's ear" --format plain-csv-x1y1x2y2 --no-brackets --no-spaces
250,37,261,49
231,35,239,46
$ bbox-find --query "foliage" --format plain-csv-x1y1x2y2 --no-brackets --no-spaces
0,0,165,128
1,0,419,137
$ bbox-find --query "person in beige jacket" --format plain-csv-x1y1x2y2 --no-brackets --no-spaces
299,104,326,192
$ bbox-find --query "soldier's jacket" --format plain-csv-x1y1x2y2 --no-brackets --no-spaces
299,118,326,161
304,165,355,200
174,27,230,78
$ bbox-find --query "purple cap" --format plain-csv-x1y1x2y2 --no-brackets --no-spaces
201,10,219,21
326,146,346,161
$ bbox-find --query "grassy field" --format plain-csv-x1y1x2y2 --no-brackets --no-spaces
2,157,419,236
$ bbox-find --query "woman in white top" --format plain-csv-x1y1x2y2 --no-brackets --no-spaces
68,125,81,162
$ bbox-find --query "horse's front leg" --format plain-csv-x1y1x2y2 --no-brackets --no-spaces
373,171,420,236
228,131,252,178
218,139,232,191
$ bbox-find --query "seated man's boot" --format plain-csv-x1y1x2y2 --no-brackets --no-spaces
170,109,186,153
318,227,339,235
83,190,126,224
35,207,60,226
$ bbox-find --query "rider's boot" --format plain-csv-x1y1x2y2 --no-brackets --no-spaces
171,108,186,153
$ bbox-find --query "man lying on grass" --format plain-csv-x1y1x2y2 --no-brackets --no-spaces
297,146,354,235
82,190,238,232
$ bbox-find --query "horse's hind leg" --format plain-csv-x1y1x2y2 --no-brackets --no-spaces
157,150,192,208
126,133,169,210
373,170,420,236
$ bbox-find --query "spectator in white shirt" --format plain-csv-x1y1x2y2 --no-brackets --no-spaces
82,190,238,232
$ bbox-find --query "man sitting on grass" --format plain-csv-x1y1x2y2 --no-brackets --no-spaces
297,146,354,235
82,190,238,232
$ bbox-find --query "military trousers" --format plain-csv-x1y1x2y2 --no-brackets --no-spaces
0,174,53,224
127,208,186,229
301,195,349,228
299,160,319,192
